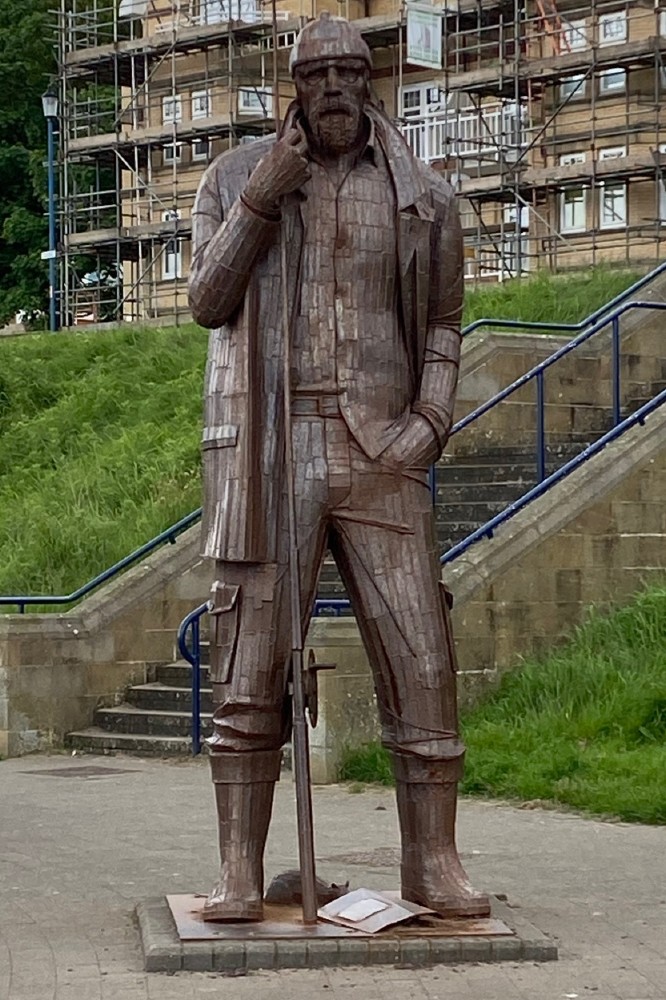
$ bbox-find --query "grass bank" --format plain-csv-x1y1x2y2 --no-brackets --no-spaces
463,266,641,327
0,324,207,599
339,585,666,823
0,265,645,599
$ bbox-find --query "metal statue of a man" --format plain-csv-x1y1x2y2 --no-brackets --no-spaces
189,12,489,923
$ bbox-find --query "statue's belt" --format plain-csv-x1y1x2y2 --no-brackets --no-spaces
290,393,342,417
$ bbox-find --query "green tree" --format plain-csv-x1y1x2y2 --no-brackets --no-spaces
0,0,54,324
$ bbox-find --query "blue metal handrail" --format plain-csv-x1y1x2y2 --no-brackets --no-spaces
0,508,202,614
3,264,665,614
441,388,666,565
450,300,666,483
180,394,666,744
177,600,209,755
461,259,666,339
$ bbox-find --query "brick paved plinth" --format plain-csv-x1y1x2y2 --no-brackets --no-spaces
136,894,557,973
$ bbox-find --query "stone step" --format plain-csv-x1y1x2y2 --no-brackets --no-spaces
435,481,533,503
156,661,210,687
442,442,591,467
436,461,553,483
316,580,349,597
67,727,192,756
95,705,212,737
127,682,213,713
438,522,488,544
436,500,518,524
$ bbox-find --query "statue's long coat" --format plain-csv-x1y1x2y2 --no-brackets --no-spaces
189,105,463,563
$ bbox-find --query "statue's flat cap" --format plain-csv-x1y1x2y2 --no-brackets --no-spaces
290,12,372,74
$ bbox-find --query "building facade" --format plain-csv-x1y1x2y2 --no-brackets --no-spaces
56,0,666,324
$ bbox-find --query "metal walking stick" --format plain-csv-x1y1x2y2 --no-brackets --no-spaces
271,0,319,927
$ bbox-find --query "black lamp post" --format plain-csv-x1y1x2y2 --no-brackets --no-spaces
41,84,59,332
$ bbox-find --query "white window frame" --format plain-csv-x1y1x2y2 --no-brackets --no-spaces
599,11,627,47
659,143,666,221
560,188,587,233
199,0,260,24
599,146,626,160
559,74,587,101
600,182,627,229
400,82,446,119
162,240,182,281
559,151,586,165
191,89,212,120
599,68,626,94
162,94,182,124
192,137,210,161
238,86,273,117
503,204,529,228
163,141,182,164
562,18,587,51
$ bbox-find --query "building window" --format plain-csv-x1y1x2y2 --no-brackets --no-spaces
562,18,587,51
599,68,626,94
192,138,210,161
400,83,445,119
600,183,627,228
661,10,666,36
191,90,212,120
560,188,586,233
163,240,182,280
559,74,587,101
163,142,182,164
559,151,585,165
659,144,666,221
199,0,260,23
599,146,626,160
238,87,272,116
504,204,529,228
162,94,182,124
599,11,627,46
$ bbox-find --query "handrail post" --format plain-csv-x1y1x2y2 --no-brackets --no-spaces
611,315,621,426
536,370,546,483
192,615,201,757
428,464,437,506
178,602,209,757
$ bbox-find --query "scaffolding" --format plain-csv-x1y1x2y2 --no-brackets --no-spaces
55,0,303,324
54,0,666,325
399,0,666,279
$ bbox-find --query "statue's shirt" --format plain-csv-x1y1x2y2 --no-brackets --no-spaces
293,131,412,457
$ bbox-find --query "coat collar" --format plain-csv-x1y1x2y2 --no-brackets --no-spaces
281,100,434,218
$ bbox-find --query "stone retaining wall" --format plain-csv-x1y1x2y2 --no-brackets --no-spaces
1,315,664,764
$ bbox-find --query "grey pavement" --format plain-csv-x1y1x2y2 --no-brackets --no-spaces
1,753,665,1000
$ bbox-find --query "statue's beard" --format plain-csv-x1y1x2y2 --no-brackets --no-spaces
309,107,363,155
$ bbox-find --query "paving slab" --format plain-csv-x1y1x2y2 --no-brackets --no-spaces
1,754,666,999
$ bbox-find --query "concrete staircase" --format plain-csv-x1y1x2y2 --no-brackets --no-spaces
66,375,666,756
69,643,213,755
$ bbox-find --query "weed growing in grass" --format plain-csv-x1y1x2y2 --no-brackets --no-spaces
339,586,666,822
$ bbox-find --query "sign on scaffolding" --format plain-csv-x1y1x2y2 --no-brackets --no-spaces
406,3,444,70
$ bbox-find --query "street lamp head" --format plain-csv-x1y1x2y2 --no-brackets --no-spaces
41,85,59,120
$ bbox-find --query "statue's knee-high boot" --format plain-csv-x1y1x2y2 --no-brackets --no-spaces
204,750,282,922
393,753,491,918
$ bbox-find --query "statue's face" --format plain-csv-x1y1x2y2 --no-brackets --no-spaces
294,57,369,155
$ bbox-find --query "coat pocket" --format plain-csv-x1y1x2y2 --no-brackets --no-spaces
202,424,238,450
438,580,459,674
209,580,241,685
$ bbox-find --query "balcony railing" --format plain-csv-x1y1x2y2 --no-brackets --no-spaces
401,106,528,165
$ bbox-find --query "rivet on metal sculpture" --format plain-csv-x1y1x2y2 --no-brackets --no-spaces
188,11,490,926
